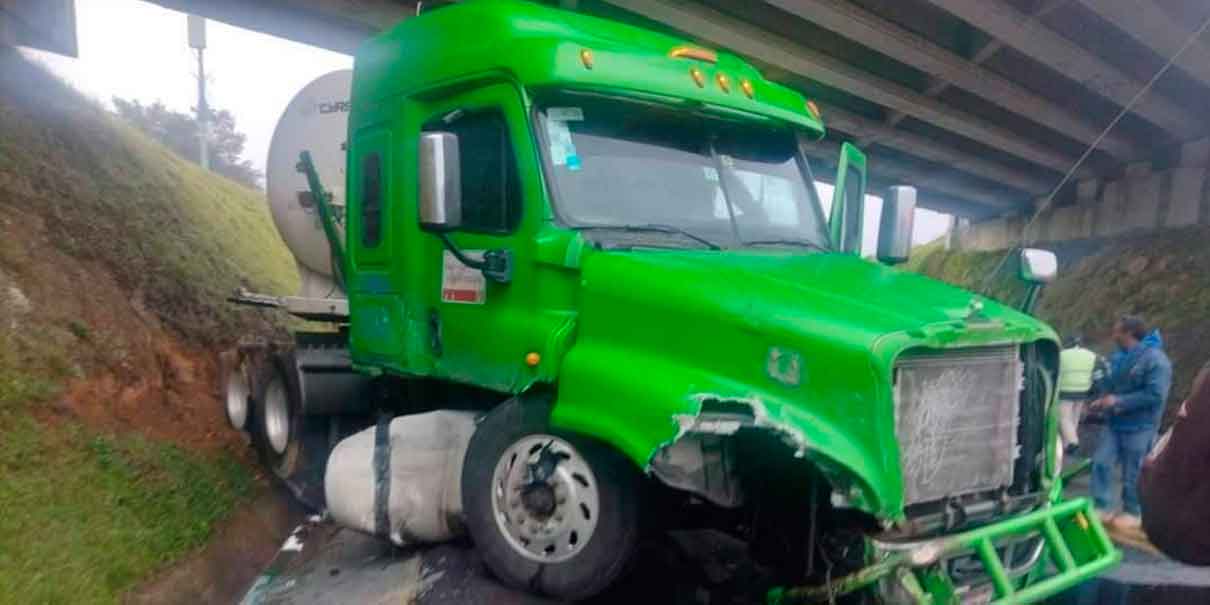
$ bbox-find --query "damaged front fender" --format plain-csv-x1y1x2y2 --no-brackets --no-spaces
551,356,894,517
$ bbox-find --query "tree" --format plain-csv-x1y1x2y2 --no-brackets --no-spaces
112,97,263,189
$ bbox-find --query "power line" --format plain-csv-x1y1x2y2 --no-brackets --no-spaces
979,12,1210,294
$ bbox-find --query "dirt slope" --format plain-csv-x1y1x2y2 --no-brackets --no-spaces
0,50,298,603
909,228,1210,423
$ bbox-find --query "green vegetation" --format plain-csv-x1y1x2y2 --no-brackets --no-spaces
0,49,297,343
0,51,294,602
908,227,1210,422
0,412,252,605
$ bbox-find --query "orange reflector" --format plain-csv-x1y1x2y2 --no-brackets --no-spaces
580,49,594,69
525,352,541,367
806,100,822,119
669,46,718,63
690,67,706,88
716,73,731,93
740,79,755,99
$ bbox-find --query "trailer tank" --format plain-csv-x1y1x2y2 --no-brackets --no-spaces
264,69,352,299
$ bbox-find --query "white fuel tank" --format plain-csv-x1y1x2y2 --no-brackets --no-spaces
266,70,353,298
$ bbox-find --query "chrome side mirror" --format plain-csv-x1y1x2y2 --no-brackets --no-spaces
418,132,462,231
1019,248,1057,284
877,186,916,265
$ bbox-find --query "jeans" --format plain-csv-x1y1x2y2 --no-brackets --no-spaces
1059,399,1084,448
1091,426,1154,516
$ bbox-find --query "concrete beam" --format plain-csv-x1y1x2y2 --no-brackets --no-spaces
922,0,1204,138
762,0,1134,161
821,104,1054,195
1074,0,1210,92
603,0,1085,175
803,138,1024,213
142,0,411,55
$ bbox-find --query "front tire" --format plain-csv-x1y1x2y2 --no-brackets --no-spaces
462,398,640,600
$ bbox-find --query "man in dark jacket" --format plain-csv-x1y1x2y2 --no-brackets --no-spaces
1089,315,1172,532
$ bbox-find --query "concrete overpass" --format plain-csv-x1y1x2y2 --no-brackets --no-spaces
110,0,1210,242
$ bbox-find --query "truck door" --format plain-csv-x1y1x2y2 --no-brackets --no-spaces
348,125,405,364
419,83,542,391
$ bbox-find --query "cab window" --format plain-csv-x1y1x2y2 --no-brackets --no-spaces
428,109,521,234
361,152,384,247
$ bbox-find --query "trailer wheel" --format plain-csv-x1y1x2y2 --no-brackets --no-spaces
252,352,329,507
462,398,640,600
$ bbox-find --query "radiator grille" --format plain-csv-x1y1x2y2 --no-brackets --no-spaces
894,346,1022,506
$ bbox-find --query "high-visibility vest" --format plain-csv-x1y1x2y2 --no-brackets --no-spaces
1060,346,1097,394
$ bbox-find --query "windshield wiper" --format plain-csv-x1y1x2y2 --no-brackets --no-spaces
741,238,829,253
572,224,722,250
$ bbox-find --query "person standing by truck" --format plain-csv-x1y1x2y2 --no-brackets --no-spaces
1089,315,1171,531
1058,336,1101,455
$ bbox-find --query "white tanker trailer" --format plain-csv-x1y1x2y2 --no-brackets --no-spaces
223,70,374,507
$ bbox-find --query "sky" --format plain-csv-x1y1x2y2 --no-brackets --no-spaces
25,0,952,251
26,0,352,182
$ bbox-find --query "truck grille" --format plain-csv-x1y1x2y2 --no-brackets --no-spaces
894,346,1022,506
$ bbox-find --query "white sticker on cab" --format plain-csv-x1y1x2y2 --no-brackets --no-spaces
441,250,486,304
547,107,584,121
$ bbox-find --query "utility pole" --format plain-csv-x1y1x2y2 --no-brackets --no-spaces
187,15,209,170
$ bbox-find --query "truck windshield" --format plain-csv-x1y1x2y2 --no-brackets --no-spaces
537,94,830,251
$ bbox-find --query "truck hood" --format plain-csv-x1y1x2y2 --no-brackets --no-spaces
581,249,1043,345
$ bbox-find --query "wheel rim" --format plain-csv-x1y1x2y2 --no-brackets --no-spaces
491,434,600,563
263,376,290,455
225,364,250,431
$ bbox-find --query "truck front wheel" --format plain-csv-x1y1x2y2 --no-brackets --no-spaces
462,399,640,600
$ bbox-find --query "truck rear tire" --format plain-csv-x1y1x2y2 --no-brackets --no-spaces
252,351,329,507
462,398,640,600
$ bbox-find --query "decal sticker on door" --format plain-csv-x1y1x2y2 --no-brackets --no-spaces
441,250,486,304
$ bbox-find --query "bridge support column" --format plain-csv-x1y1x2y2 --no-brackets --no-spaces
0,9,14,47
1169,138,1209,228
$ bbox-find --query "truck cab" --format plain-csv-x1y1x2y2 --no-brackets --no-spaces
230,1,1120,602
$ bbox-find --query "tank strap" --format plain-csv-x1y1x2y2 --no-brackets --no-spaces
373,410,392,536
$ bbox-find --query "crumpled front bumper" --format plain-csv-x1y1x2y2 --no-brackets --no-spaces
768,497,1120,605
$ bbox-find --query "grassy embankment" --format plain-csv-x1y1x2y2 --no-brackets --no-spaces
0,50,297,603
907,229,1210,421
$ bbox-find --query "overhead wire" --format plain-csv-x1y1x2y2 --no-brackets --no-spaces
978,12,1210,294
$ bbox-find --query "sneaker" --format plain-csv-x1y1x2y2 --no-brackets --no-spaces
1112,514,1142,531
1097,510,1117,526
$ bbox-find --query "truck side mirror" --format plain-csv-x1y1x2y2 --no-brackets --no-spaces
1019,248,1057,314
877,186,916,265
1019,248,1057,284
419,132,462,231
829,142,867,254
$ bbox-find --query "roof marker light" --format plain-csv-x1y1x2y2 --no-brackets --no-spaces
716,73,731,93
806,100,821,120
740,79,755,99
580,48,594,69
690,67,706,88
669,46,718,63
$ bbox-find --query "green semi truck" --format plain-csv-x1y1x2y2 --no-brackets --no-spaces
224,0,1119,602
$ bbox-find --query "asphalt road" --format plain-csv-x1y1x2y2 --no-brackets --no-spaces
238,421,1210,605
237,515,1210,605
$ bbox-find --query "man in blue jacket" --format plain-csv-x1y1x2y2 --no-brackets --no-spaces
1089,315,1172,531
